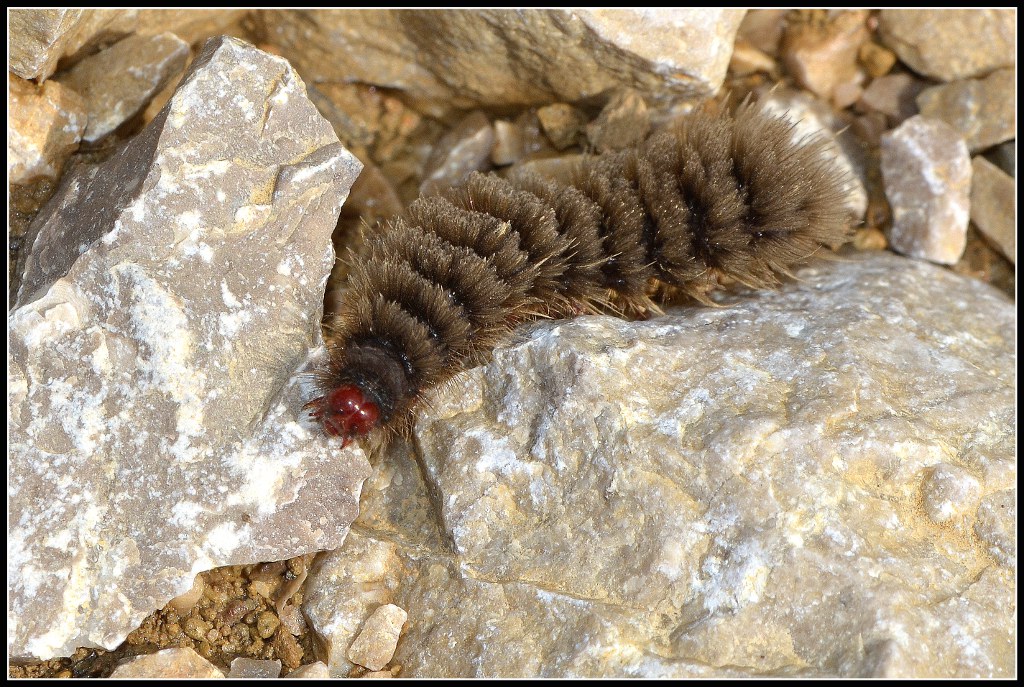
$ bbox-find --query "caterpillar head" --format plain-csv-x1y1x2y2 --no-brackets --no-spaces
304,384,381,447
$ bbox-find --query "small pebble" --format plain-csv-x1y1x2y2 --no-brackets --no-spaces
228,657,282,679
585,89,650,153
537,103,587,151
285,662,331,679
256,610,281,639
167,575,206,615
880,115,971,264
347,604,408,672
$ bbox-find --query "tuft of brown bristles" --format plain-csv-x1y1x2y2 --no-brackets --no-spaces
308,99,853,443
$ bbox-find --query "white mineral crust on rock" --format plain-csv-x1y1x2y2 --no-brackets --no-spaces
8,36,368,661
305,253,1015,678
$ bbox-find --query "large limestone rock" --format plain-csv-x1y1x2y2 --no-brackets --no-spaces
305,253,1015,678
257,9,746,116
9,36,368,661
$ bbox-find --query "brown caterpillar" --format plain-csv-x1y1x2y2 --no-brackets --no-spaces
305,100,852,445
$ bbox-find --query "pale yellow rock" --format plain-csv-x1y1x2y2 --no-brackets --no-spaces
111,648,224,678
7,74,86,184
348,604,408,671
286,662,331,678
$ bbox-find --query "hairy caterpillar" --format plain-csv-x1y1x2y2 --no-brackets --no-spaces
306,100,852,445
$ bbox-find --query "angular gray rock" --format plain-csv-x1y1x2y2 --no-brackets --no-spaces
305,253,1015,678
56,32,189,142
9,36,368,661
880,115,971,264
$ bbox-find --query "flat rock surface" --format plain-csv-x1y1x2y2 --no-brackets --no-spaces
9,36,368,661
305,252,1015,678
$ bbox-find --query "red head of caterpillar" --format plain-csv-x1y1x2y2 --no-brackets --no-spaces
307,99,853,445
304,385,380,446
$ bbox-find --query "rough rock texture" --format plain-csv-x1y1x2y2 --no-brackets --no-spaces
878,9,1016,81
257,9,746,116
304,253,1015,678
755,87,868,222
7,74,87,184
781,10,869,102
916,69,1016,153
419,111,494,196
347,604,408,671
286,661,331,678
857,72,926,126
969,157,1016,264
585,89,651,154
8,8,247,81
110,647,225,678
8,36,368,661
303,254,1015,679
56,32,189,143
880,116,972,264
228,657,283,678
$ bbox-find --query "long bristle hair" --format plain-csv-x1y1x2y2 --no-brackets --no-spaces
309,99,853,442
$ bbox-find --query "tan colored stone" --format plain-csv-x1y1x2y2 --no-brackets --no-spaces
306,254,1015,678
782,10,869,100
969,157,1016,264
419,111,494,196
858,41,897,78
286,662,331,678
880,116,971,264
9,9,246,82
348,604,408,671
737,9,786,56
878,10,1015,81
917,69,1016,153
111,648,224,678
537,104,588,151
256,9,745,116
728,39,777,77
7,74,87,184
585,89,651,154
